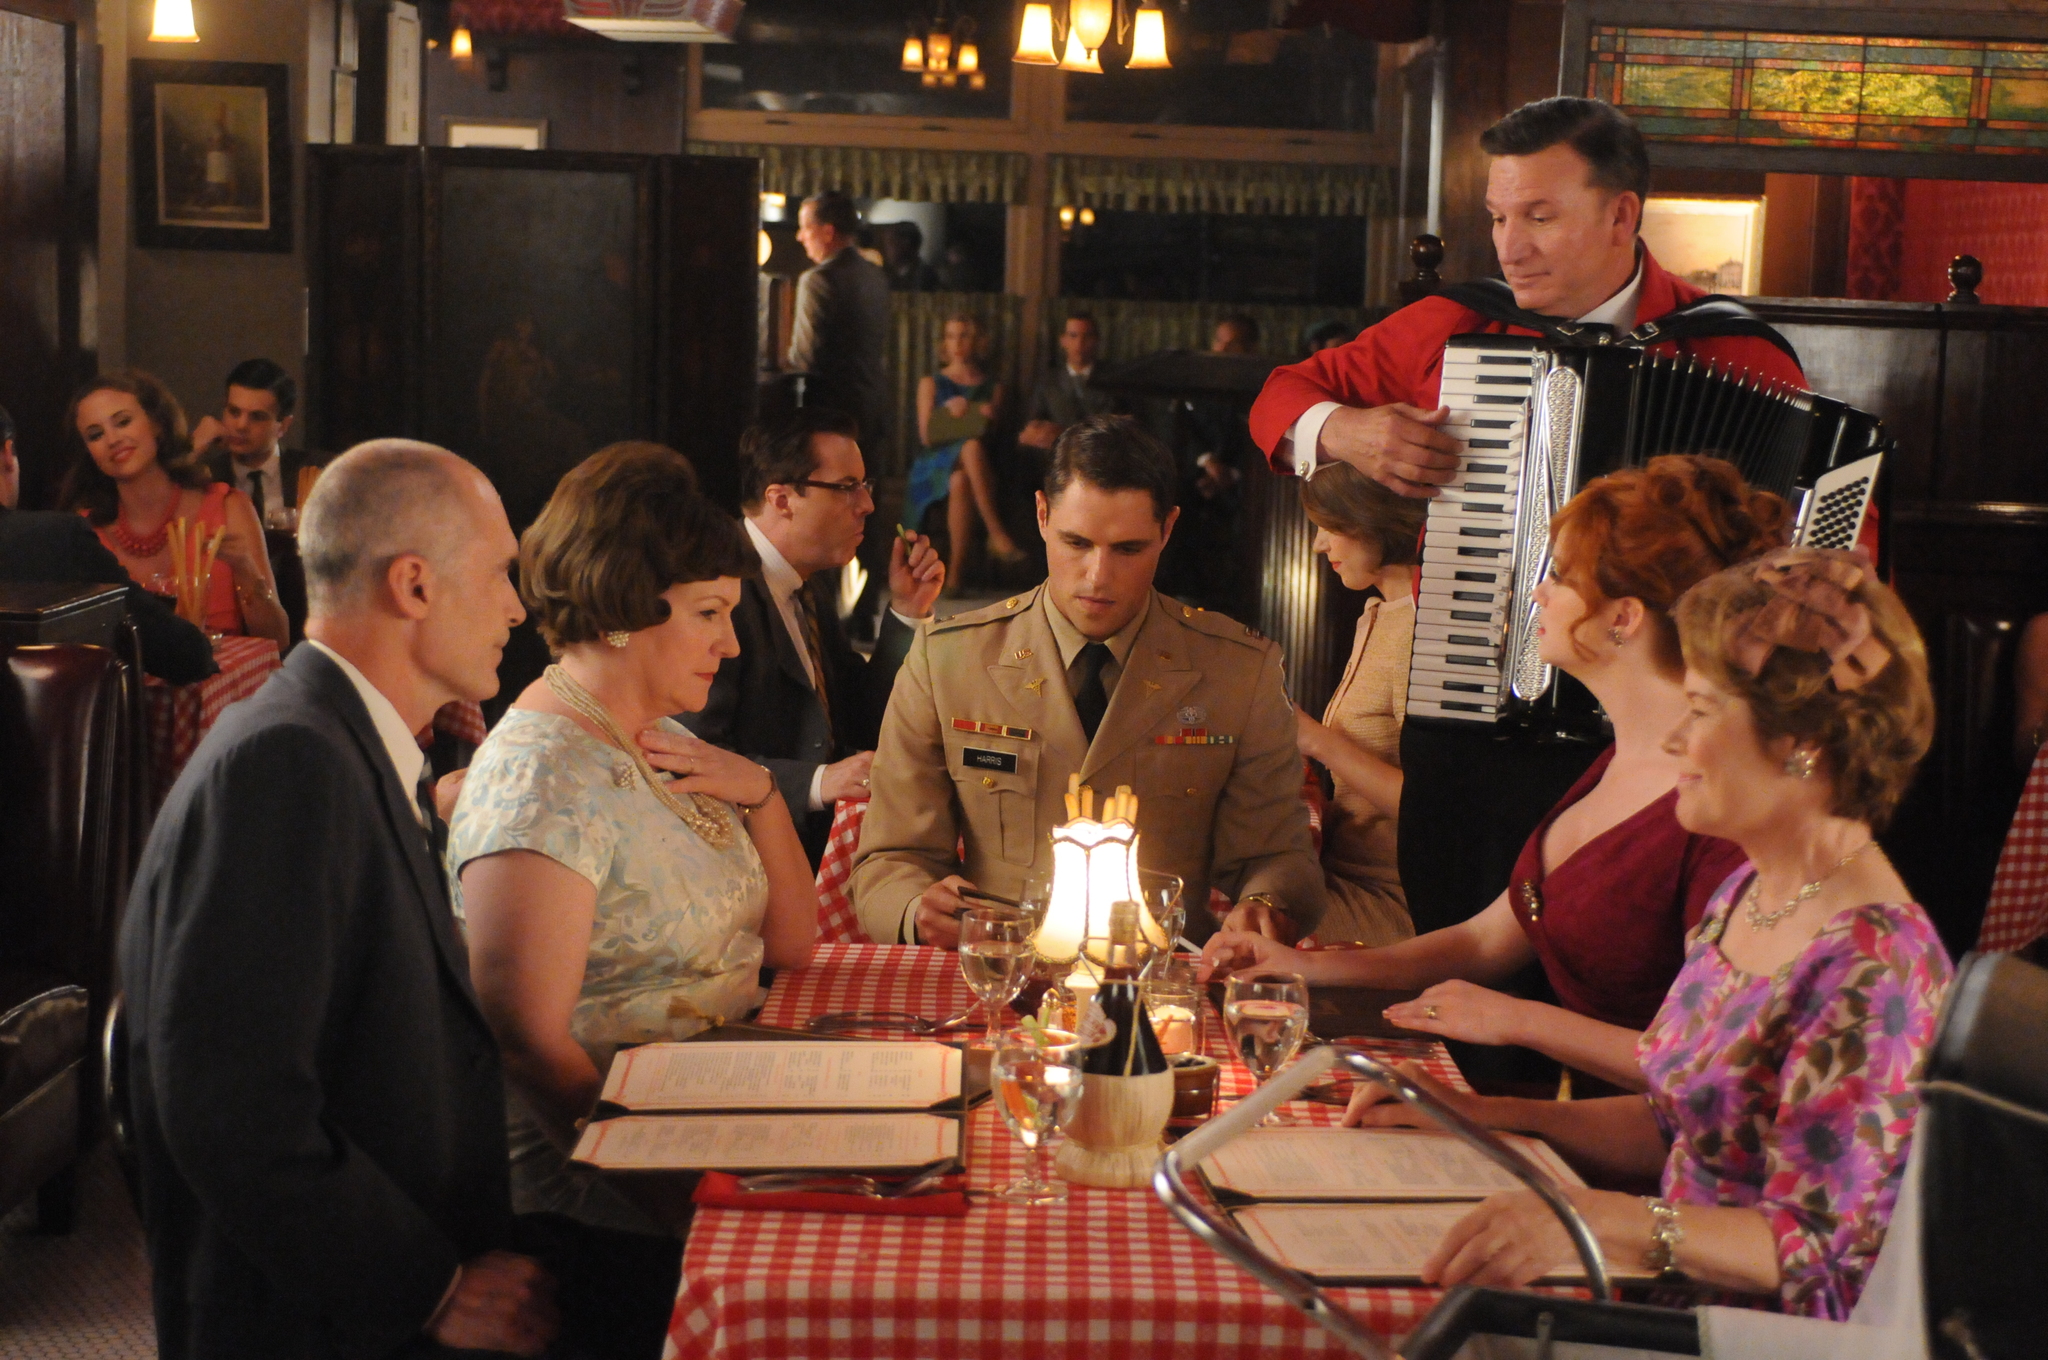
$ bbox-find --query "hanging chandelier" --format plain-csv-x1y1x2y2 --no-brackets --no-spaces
903,1,985,89
1014,0,1170,72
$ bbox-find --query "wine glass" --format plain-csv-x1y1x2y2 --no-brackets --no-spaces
1136,869,1185,976
992,1032,1085,1204
958,907,1033,1050
1222,969,1310,1127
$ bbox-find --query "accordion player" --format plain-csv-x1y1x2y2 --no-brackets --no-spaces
1408,333,1888,739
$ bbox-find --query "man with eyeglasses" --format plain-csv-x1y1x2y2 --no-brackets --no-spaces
681,407,945,865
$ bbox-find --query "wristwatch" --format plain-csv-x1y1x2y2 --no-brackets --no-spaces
1643,1198,1685,1278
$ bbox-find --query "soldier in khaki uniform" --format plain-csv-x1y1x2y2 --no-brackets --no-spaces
851,416,1324,948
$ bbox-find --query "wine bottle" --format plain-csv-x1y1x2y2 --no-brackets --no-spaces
1081,901,1169,1080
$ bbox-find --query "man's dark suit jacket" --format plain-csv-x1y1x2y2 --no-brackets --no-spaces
0,508,216,684
681,572,916,863
787,247,892,446
119,644,513,1359
205,446,320,509
1024,366,1125,430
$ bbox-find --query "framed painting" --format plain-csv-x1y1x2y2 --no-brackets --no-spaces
131,60,292,251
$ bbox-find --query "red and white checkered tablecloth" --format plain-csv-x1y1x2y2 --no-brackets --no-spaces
668,943,1469,1360
1980,742,2048,953
814,796,871,944
144,635,281,807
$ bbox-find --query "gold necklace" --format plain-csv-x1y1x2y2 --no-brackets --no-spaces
1743,842,1875,932
543,664,735,849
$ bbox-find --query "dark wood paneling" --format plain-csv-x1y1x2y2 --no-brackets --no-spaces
1756,305,1944,501
658,154,758,510
0,2,90,508
1438,0,1515,288
1937,311,2048,505
307,146,422,451
1246,457,1369,712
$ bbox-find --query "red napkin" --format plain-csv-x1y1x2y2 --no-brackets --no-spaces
692,1172,971,1217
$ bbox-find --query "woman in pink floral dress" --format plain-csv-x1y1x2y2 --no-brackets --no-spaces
1348,547,1948,1320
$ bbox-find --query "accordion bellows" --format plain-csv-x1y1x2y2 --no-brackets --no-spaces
1410,334,1886,732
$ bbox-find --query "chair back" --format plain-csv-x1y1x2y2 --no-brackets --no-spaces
1920,950,2048,1360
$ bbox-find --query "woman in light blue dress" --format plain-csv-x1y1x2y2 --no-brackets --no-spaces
449,442,818,1233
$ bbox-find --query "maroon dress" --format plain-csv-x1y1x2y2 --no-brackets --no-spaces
1508,746,1747,1031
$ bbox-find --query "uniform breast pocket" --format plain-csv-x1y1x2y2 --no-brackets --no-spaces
947,735,1039,866
1136,743,1235,814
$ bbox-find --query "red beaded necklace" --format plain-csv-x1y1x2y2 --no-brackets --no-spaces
107,500,177,558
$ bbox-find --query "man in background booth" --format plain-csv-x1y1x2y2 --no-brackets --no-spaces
194,358,319,519
1247,96,1808,936
1018,313,1123,456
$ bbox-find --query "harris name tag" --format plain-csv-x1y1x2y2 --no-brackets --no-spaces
961,746,1019,774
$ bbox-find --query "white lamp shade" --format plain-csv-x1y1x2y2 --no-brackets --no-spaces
956,41,979,74
900,33,925,71
926,29,952,70
451,25,474,59
1057,26,1102,73
1070,0,1113,53
1128,5,1170,68
1030,819,1167,963
1014,3,1058,65
150,0,200,42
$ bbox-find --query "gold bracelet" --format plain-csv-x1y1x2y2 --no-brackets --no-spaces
1643,1197,1685,1278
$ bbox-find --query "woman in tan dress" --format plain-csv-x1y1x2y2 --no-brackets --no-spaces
1292,464,1427,945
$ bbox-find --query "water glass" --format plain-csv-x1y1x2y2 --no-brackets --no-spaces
1142,972,1204,1058
991,1033,1085,1204
958,907,1033,1050
1222,969,1310,1126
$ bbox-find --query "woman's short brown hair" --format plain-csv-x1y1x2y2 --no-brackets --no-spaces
1676,551,1933,830
59,369,208,524
1298,462,1427,568
520,442,758,651
1549,454,1791,677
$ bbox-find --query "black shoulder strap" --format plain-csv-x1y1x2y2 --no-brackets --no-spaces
1437,278,1803,370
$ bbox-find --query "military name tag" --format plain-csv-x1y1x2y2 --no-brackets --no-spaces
961,746,1019,773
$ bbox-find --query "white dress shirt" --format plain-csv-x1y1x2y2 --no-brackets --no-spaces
306,640,428,826
744,519,832,812
230,447,284,509
1282,256,1648,479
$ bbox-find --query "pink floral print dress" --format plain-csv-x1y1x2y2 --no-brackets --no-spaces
1636,867,1952,1319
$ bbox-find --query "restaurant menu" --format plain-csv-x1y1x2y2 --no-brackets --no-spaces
1231,1202,1654,1285
572,1112,960,1172
1200,1127,1583,1202
598,1040,963,1113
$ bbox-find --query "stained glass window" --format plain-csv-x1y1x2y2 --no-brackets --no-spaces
1587,27,2048,153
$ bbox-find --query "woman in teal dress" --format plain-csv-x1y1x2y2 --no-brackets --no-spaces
906,313,1020,585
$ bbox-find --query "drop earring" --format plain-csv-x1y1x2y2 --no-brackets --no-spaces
604,630,631,649
1784,748,1818,780
1609,626,1626,646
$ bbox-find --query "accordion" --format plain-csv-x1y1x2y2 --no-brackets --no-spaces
1407,334,1887,731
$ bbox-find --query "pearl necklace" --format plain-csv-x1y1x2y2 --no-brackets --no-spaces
543,664,735,849
1742,842,1875,932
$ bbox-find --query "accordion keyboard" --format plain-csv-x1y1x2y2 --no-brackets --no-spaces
1409,339,1540,723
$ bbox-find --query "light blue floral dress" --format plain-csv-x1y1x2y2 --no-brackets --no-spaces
449,708,771,1230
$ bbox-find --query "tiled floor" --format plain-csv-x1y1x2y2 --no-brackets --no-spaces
0,1146,156,1359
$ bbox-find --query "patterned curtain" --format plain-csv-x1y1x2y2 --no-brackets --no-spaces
1053,298,1373,367
883,292,1028,479
1050,156,1392,217
686,143,1029,204
1846,178,1906,302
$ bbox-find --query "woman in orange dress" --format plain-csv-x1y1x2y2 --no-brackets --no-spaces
60,371,288,648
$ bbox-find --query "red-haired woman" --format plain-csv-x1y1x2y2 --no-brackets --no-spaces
1203,455,1786,1090
60,370,289,647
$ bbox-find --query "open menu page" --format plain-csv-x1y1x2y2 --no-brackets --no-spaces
599,1041,962,1112
571,1113,960,1172
1233,1202,1654,1284
1200,1127,1582,1201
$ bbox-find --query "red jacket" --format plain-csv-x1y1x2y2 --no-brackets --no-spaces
1250,250,1809,468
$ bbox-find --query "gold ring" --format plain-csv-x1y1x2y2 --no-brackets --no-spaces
1424,1005,1440,1021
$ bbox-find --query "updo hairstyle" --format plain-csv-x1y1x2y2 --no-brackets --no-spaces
1547,454,1791,676
1675,550,1932,830
519,441,758,651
